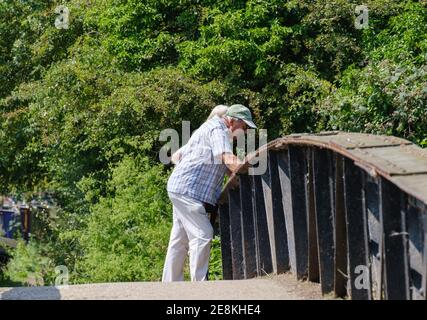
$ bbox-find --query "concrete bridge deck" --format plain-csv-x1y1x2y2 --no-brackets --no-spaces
0,273,324,300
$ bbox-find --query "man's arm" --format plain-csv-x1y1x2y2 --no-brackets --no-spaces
222,152,245,173
171,149,181,165
209,127,242,173
171,144,188,165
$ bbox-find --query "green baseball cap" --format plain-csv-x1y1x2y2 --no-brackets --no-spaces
226,104,257,129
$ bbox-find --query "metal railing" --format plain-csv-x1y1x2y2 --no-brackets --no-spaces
217,131,427,300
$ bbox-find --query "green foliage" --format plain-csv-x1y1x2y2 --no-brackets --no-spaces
208,235,223,280
0,0,84,99
319,1,427,146
2,240,55,286
363,1,427,64
320,60,427,146
73,156,172,283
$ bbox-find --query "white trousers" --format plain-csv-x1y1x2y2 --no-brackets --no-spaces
162,192,214,282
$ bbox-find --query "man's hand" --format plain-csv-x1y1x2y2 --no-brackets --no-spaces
171,150,181,165
221,152,245,173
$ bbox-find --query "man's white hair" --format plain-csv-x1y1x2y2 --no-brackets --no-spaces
207,104,228,120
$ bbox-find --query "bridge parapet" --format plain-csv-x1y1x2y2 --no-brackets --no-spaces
218,131,427,300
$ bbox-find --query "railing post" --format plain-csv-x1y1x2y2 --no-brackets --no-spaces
423,206,427,300
333,154,347,298
261,150,290,274
364,174,383,299
219,201,233,280
312,148,335,294
278,146,308,280
379,177,410,300
306,148,320,283
343,157,372,299
252,174,273,276
229,186,245,280
405,198,426,300
239,174,257,279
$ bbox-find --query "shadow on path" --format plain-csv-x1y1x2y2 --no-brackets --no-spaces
0,286,61,300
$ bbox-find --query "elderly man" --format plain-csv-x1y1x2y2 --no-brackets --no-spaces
162,104,257,281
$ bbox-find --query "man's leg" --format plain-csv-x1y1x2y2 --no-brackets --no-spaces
171,194,214,281
162,202,189,282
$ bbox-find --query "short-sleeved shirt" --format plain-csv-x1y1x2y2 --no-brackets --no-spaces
167,115,232,205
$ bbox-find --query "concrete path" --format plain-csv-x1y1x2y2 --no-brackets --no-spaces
0,273,324,300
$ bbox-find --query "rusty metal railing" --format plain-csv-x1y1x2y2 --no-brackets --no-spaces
217,131,427,300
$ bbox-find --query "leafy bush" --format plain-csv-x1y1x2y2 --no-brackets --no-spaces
208,235,223,280
73,156,172,283
318,2,427,146
2,240,55,286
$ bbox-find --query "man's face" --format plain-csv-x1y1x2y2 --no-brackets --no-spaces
230,118,248,139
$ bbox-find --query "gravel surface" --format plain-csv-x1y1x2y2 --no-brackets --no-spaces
0,273,324,300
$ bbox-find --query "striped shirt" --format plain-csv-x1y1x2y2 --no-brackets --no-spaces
167,115,232,205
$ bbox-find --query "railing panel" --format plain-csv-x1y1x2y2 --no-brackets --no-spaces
261,150,290,274
333,154,347,298
343,157,372,299
252,175,273,276
379,177,410,300
239,174,257,279
312,148,336,294
406,199,425,300
423,207,427,300
278,146,309,280
229,187,245,280
219,202,233,280
364,173,383,299
306,148,320,283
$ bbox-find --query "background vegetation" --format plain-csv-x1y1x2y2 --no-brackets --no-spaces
0,0,425,285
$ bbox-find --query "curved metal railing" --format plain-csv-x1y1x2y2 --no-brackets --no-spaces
217,131,427,300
